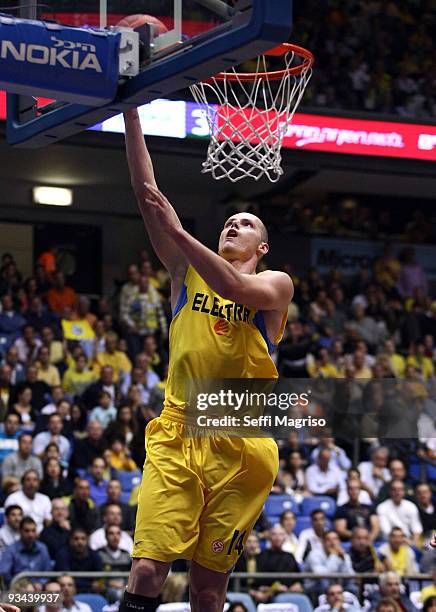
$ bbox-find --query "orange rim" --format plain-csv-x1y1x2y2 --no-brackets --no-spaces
209,43,314,82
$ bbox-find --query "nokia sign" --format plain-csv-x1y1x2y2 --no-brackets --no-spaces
1,40,103,72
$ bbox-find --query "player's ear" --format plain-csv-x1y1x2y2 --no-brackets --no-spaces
257,242,269,258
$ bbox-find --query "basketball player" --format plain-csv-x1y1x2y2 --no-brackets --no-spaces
119,109,293,612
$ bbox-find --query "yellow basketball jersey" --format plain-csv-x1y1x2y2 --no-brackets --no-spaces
164,265,287,412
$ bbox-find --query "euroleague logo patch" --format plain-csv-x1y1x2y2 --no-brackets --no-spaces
211,539,224,553
214,320,229,336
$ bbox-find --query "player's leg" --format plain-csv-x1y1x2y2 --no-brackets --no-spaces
189,560,230,612
120,559,170,612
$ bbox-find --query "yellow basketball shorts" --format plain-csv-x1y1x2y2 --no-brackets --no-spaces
132,411,279,573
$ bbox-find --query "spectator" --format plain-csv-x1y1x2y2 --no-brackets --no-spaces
97,524,131,570
5,469,52,533
420,570,436,606
101,479,135,532
85,456,109,506
1,433,43,484
234,533,260,591
107,437,138,472
58,575,93,612
2,346,25,385
379,528,419,577
0,294,26,351
305,530,355,596
95,333,132,384
377,480,423,545
334,479,380,542
105,403,138,445
40,458,73,499
119,365,160,406
55,530,103,592
21,364,52,412
0,504,23,553
89,503,133,554
369,572,414,612
13,324,42,365
376,460,414,503
279,511,298,556
119,264,140,327
32,413,71,463
0,413,21,466
414,482,435,539
89,390,117,428
280,451,308,499
62,353,96,398
40,386,65,416
40,498,71,559
38,245,57,277
249,525,302,605
382,340,406,379
47,272,77,314
295,509,328,564
349,527,385,574
68,479,100,534
310,437,352,472
142,335,166,379
0,516,51,587
313,583,361,612
305,449,344,499
397,248,428,298
35,346,61,387
36,579,62,612
82,366,120,411
0,364,14,416
70,421,107,473
9,385,35,429
358,446,391,499
40,326,65,367
24,297,55,333
347,304,387,351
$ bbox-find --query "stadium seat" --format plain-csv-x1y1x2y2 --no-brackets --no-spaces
273,593,313,611
265,495,299,517
300,496,336,518
227,592,257,612
294,516,311,536
115,469,142,493
76,594,108,612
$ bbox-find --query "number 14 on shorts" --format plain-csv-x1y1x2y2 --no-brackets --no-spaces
227,529,246,555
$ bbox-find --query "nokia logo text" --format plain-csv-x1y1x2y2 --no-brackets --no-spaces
0,40,103,72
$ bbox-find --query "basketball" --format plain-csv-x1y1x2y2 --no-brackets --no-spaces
116,14,168,35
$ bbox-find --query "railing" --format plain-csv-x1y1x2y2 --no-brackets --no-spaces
10,571,433,594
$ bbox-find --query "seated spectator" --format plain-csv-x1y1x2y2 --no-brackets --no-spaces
21,364,52,412
40,457,73,499
334,479,380,542
406,342,434,381
0,294,26,352
313,583,361,612
2,346,26,385
107,438,138,472
0,516,51,586
249,525,302,605
0,364,14,417
68,479,100,534
347,304,386,352
308,347,340,378
382,339,406,379
82,366,120,411
369,572,414,612
280,450,308,500
62,353,96,398
358,446,391,500
57,575,92,612
40,326,65,368
95,333,132,384
85,456,109,506
120,366,159,405
89,503,133,554
13,324,42,365
97,524,131,571
9,385,36,429
351,349,374,379
295,509,328,564
5,469,52,533
2,433,43,484
379,528,419,577
119,264,140,328
0,504,23,553
349,527,385,574
47,272,77,314
142,335,166,379
377,480,423,546
89,391,117,428
414,482,435,539
377,459,414,503
101,479,135,533
35,345,61,387
0,413,21,466
234,533,260,591
305,530,355,595
105,403,138,445
24,296,55,333
39,386,65,416
33,413,71,463
70,421,107,474
279,511,298,556
55,529,103,592
40,498,71,559
310,437,352,472
305,448,344,499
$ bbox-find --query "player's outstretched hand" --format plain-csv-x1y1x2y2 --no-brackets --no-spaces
143,182,183,236
0,604,21,612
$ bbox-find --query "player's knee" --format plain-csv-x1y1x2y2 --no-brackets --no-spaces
130,559,165,596
192,588,221,611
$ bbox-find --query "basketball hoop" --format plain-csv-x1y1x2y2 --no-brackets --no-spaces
190,43,314,183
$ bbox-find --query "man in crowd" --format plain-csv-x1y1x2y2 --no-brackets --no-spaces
5,469,51,533
97,524,132,571
305,530,355,596
55,529,103,591
295,509,328,564
358,446,390,499
369,572,414,612
95,333,132,384
0,504,23,552
70,421,106,473
82,366,119,412
33,412,71,462
377,480,423,545
349,527,385,574
68,478,100,534
1,432,43,484
314,583,361,612
90,503,133,554
40,498,71,559
0,413,21,466
0,516,51,586
376,459,414,503
310,438,351,472
379,528,419,576
306,449,345,499
414,482,435,538
58,575,92,612
334,479,380,542
85,456,109,506
102,479,135,533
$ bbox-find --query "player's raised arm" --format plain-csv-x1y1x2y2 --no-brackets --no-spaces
124,109,188,285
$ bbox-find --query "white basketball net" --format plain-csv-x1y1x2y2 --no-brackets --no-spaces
190,49,313,183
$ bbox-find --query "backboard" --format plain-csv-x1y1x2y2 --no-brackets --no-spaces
4,0,295,147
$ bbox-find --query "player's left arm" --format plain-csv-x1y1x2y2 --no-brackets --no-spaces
142,184,293,311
